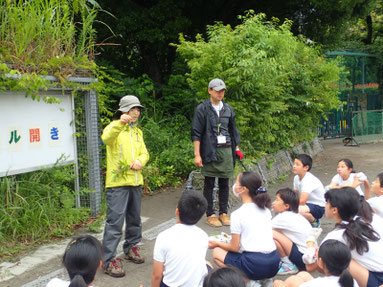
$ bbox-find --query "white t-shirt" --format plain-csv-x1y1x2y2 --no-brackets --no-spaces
46,278,95,287
212,101,223,116
231,203,276,253
300,275,359,287
331,173,363,196
321,226,383,272
368,195,383,218
294,172,325,207
272,211,312,253
153,223,208,287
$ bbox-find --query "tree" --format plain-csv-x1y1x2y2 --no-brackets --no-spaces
176,13,341,153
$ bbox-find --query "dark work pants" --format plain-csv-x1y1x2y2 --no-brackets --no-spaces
204,176,229,216
102,186,142,266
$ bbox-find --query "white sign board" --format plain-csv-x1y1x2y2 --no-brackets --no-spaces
0,91,76,177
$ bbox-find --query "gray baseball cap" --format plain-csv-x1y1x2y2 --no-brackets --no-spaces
208,78,226,91
118,95,145,112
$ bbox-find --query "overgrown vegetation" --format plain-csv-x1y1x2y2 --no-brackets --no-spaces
0,164,90,260
176,13,341,154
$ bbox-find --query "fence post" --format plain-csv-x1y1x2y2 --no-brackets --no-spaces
84,89,102,215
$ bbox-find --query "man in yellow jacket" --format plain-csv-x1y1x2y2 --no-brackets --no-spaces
101,95,149,278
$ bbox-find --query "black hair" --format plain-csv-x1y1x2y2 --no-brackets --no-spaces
239,172,271,209
377,172,383,187
63,235,103,287
203,266,247,287
276,188,299,213
338,158,355,172
113,110,123,120
178,189,208,225
318,240,354,287
357,198,373,223
295,154,312,171
325,188,380,255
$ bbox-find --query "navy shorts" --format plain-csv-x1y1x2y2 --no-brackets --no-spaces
288,243,306,270
367,270,383,287
306,203,325,220
224,250,280,280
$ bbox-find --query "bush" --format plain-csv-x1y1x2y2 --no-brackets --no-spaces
176,12,341,154
0,164,90,259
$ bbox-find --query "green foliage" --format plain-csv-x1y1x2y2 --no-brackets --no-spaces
141,117,195,192
0,164,91,259
176,13,341,154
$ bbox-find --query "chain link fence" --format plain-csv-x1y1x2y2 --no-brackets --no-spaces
352,109,383,144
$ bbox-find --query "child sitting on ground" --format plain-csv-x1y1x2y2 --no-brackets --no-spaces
365,172,383,218
203,266,247,287
293,154,325,227
151,189,210,287
209,171,280,287
274,239,356,287
46,235,103,287
304,187,383,287
272,188,313,275
329,158,369,198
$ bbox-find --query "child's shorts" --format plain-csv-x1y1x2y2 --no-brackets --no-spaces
367,270,383,287
288,243,306,270
306,203,325,219
224,250,280,280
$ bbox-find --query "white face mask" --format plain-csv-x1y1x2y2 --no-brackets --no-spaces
232,184,243,198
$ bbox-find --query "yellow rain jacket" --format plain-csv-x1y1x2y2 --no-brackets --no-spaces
102,120,149,188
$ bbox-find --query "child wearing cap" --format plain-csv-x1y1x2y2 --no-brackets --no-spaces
191,78,243,227
101,95,149,278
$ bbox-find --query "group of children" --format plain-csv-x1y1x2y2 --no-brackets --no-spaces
47,154,383,287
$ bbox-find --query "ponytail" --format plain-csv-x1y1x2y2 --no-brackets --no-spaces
325,188,380,255
63,235,103,287
338,269,354,287
319,240,353,287
338,217,379,255
69,274,87,287
239,172,271,209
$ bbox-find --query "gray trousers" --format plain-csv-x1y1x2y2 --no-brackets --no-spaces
102,186,142,265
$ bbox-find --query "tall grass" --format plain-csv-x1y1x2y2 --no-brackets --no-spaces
0,0,99,74
0,165,90,260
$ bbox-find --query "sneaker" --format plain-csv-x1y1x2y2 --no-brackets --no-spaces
311,218,321,228
125,246,145,264
206,214,222,227
219,213,230,226
246,280,261,287
259,278,273,287
277,262,299,275
104,258,125,277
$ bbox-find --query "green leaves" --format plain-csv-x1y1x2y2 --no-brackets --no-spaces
176,13,341,153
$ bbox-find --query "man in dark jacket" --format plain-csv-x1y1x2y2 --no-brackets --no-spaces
191,78,243,227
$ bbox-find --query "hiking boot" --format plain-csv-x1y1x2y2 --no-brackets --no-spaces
219,213,230,226
206,214,222,227
125,246,145,264
104,258,125,277
311,218,321,228
277,262,299,275
259,278,273,287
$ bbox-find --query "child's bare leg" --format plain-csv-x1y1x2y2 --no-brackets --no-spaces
212,247,228,267
273,230,293,257
273,272,310,287
349,259,369,287
299,205,315,222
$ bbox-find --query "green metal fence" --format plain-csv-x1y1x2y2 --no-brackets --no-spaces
319,51,383,139
352,109,383,144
